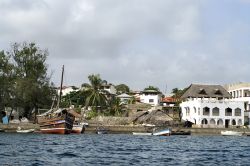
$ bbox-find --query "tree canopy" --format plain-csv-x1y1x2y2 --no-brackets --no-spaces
143,85,161,92
1,42,55,118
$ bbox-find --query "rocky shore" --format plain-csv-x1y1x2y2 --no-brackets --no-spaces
1,123,250,135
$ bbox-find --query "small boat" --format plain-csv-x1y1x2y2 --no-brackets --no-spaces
221,130,243,136
16,127,35,133
37,108,75,134
153,128,171,136
172,130,191,135
72,123,85,134
96,127,109,134
132,132,152,136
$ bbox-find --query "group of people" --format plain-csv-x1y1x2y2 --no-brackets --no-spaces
1,111,29,124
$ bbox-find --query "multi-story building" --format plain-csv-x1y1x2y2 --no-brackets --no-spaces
140,90,162,106
180,84,244,128
224,82,250,125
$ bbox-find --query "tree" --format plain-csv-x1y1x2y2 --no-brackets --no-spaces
0,51,15,112
107,97,124,116
84,74,108,112
115,84,130,94
144,85,160,92
8,42,55,119
171,87,188,98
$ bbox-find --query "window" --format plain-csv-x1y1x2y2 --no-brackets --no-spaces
201,118,208,124
149,99,154,103
194,107,197,113
212,107,219,116
235,108,241,116
225,108,232,116
203,107,210,116
214,89,222,95
199,89,207,95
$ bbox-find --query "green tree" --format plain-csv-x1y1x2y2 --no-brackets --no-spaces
8,42,55,119
144,85,160,92
171,87,187,98
0,51,15,111
115,84,130,94
107,97,124,116
84,74,108,113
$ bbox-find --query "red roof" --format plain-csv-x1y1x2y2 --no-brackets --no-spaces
161,97,177,103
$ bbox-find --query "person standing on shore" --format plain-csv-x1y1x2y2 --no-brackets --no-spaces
1,111,8,124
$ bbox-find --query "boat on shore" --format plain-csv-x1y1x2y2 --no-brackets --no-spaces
132,128,171,136
36,65,77,134
72,123,85,134
221,130,243,136
132,132,152,136
16,127,35,133
153,128,171,136
96,127,109,134
171,130,191,135
37,108,75,134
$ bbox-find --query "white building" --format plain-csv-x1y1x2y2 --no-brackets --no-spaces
224,82,250,125
140,90,162,106
180,84,244,128
100,83,117,95
58,86,79,96
117,93,133,104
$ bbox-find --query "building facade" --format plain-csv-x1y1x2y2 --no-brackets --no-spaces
225,82,250,125
140,90,162,106
180,84,244,128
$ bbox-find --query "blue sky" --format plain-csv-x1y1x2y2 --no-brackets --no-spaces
0,0,250,94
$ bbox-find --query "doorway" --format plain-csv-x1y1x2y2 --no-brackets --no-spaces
225,119,230,128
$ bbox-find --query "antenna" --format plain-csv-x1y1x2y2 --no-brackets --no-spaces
164,83,167,96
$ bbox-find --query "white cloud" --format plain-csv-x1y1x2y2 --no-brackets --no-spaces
0,0,250,93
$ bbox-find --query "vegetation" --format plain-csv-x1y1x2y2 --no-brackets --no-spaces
143,85,161,92
0,42,55,119
83,74,108,113
115,84,130,94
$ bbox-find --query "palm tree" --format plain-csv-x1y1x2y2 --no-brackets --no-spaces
108,98,124,116
84,74,108,113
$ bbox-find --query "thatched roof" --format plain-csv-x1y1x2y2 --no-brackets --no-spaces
181,84,231,99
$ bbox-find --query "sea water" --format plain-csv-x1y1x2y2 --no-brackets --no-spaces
0,133,250,166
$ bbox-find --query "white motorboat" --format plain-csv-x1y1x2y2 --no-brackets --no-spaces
16,127,35,133
153,128,171,136
221,130,243,136
132,132,152,136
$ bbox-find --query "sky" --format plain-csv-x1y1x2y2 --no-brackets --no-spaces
1,0,250,94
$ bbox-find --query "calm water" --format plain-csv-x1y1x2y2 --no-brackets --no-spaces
0,133,250,166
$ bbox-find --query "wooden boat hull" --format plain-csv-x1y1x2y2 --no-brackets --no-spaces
40,128,71,134
38,112,75,134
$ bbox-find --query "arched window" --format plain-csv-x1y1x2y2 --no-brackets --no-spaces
232,119,236,125
238,119,242,126
210,119,216,125
194,107,197,114
212,107,219,116
201,118,208,124
203,107,210,116
217,119,223,126
235,108,241,116
225,108,232,116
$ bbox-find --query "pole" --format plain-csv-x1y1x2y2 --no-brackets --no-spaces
57,65,64,109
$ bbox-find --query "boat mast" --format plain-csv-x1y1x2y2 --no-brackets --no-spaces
57,65,64,109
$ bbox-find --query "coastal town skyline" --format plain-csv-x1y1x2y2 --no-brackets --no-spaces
1,0,250,93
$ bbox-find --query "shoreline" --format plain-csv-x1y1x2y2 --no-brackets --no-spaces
1,123,250,135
